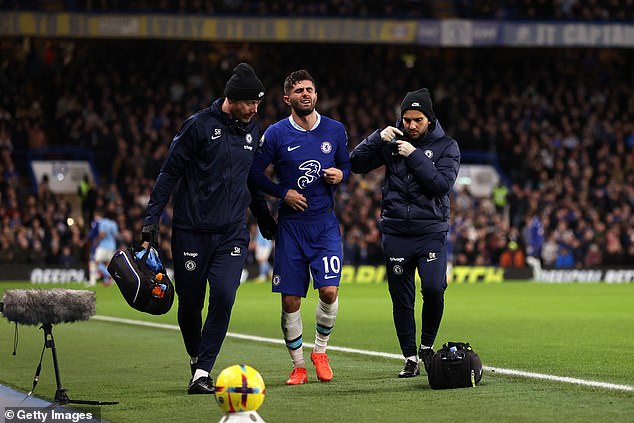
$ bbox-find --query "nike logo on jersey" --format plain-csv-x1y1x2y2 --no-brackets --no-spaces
427,252,438,262
211,134,221,140
324,275,338,279
230,247,241,257
287,145,301,151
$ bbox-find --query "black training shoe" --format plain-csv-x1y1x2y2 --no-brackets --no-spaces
398,359,420,378
188,376,215,395
419,347,435,374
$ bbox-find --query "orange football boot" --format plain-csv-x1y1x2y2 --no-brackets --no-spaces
286,367,308,385
310,351,333,382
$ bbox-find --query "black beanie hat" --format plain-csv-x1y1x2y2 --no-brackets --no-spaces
400,88,435,122
224,62,265,101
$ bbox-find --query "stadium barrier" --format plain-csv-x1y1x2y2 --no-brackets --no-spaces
1,264,632,284
1,12,633,47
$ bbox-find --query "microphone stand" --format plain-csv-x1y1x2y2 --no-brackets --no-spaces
34,323,119,407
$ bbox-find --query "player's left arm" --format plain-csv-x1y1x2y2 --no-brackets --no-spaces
323,126,352,185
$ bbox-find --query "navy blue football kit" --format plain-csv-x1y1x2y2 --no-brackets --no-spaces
249,113,351,295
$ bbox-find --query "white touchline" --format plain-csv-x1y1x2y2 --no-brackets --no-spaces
92,315,634,393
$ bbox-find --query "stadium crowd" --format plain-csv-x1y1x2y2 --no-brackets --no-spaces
1,36,633,272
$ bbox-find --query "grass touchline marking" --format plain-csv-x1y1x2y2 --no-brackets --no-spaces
92,315,634,393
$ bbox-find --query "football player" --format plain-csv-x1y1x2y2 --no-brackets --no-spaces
248,69,351,385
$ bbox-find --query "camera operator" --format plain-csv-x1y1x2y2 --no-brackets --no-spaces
349,88,460,379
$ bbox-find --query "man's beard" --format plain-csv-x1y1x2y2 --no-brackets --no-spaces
291,100,314,117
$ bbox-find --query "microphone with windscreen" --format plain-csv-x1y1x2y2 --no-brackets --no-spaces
1,288,117,407
1,288,95,326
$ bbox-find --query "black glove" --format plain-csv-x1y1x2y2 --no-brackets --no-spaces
256,214,277,240
141,223,159,246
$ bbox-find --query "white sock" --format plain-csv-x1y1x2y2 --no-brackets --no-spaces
421,345,433,350
314,297,338,353
193,369,208,381
281,309,305,368
190,356,198,365
405,355,418,363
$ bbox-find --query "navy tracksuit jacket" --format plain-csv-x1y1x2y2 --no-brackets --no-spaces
350,119,460,356
144,98,267,372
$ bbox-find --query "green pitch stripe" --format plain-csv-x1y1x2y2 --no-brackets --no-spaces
92,315,634,393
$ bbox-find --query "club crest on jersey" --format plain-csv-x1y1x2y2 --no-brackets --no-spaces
320,141,333,154
424,149,433,159
243,133,253,150
393,265,403,275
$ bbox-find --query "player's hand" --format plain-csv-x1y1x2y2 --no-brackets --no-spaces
395,140,416,157
283,189,307,212
141,223,159,246
256,213,277,240
322,167,343,184
380,126,403,142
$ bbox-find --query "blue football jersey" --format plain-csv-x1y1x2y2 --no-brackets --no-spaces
249,112,351,220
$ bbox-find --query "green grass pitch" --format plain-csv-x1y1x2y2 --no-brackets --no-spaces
1,280,633,422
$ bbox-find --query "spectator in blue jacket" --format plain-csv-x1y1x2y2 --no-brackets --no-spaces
141,63,276,395
350,88,460,379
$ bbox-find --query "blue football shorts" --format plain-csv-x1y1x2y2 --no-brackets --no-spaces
272,213,342,297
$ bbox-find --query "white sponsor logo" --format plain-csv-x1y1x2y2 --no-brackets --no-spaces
230,247,241,257
427,252,437,262
389,257,405,262
243,145,253,150
287,145,301,151
30,268,86,283
184,252,198,257
324,275,338,280
211,128,222,140
411,102,421,107
258,91,264,98
297,160,322,189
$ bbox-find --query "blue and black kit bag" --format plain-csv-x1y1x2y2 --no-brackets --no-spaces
107,243,174,315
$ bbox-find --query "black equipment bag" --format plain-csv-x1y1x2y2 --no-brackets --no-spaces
107,243,174,315
428,342,483,389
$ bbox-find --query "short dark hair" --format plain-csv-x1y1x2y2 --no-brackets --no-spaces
283,70,315,95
